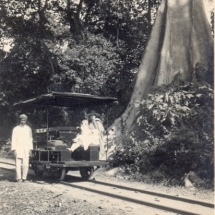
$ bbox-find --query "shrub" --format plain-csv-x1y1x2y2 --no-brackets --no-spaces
113,68,214,184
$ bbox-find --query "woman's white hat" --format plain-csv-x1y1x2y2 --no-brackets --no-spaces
87,110,100,117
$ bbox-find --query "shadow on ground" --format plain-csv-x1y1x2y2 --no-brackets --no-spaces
0,166,87,185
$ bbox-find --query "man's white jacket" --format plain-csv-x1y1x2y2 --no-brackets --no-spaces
11,125,33,158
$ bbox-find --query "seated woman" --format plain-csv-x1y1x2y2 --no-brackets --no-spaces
87,110,105,159
68,119,100,152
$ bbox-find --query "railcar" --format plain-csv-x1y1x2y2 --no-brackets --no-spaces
13,92,117,181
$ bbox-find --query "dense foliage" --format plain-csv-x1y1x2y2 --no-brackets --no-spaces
0,0,161,136
112,65,214,185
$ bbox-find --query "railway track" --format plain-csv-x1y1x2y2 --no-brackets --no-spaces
0,159,214,215
60,175,214,215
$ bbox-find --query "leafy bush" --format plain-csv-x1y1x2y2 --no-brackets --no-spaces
0,139,14,158
113,68,214,185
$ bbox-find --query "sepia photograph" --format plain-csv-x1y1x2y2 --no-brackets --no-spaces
0,0,214,214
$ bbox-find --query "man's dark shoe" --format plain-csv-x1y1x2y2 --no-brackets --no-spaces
16,179,22,183
22,179,27,182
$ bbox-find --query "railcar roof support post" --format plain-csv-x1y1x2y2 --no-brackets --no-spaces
106,107,109,161
46,108,49,150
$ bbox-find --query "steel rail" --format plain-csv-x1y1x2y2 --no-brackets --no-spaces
0,161,15,166
86,179,214,208
60,180,213,215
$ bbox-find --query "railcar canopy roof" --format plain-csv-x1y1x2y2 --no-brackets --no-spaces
13,92,118,109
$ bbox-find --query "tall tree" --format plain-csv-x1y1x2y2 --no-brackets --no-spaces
109,0,214,142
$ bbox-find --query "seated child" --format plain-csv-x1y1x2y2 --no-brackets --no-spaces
68,119,100,151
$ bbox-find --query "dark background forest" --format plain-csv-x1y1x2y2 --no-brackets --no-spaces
0,0,163,135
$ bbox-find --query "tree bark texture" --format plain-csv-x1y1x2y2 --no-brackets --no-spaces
109,0,214,143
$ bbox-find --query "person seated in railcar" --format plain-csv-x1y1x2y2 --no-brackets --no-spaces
67,119,100,152
87,110,105,158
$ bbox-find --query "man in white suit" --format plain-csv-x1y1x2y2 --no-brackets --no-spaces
11,114,33,182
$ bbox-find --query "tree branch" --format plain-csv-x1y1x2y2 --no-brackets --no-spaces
84,1,96,23
77,0,84,19
48,56,55,74
41,0,49,12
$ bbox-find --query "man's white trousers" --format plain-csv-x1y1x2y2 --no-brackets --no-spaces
15,157,29,180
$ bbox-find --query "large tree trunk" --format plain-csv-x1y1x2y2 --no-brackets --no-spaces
109,0,214,144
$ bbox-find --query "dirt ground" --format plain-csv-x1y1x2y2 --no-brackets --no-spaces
0,164,129,215
0,158,214,215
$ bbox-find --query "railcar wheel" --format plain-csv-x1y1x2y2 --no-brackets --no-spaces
57,167,67,181
34,169,44,178
80,167,94,180
50,167,67,181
